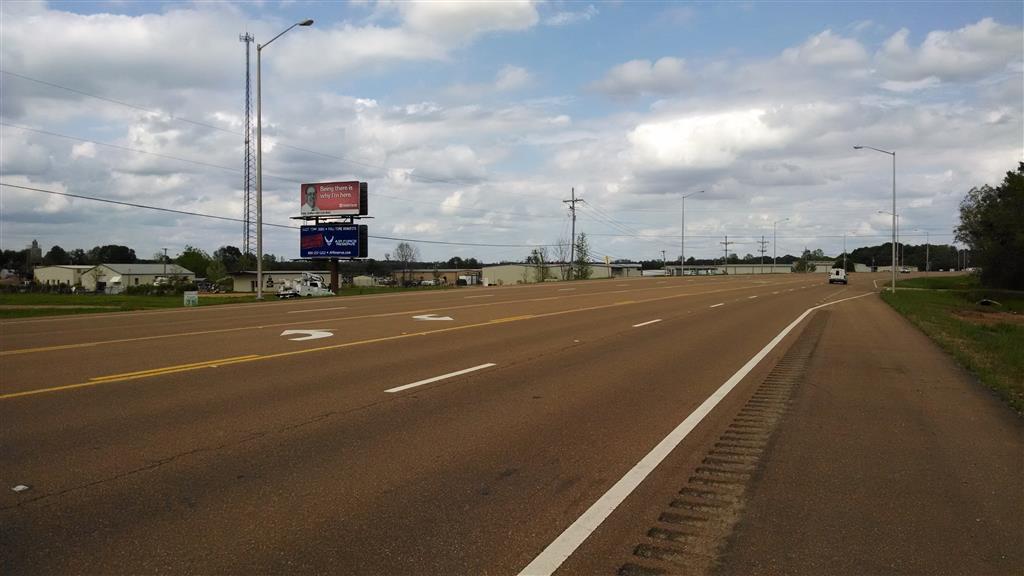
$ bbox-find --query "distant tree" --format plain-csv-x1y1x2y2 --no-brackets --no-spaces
88,245,136,263
176,245,210,278
43,245,70,265
205,260,228,283
555,237,572,279
526,247,553,283
573,233,592,280
447,256,465,269
68,248,89,265
832,253,855,272
793,249,817,273
394,242,420,283
810,248,826,260
956,162,1024,289
213,246,243,272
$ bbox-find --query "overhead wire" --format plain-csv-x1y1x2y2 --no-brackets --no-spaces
0,183,562,249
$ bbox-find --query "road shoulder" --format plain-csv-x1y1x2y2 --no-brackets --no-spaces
716,293,1024,575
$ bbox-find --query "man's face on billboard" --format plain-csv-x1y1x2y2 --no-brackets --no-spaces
305,187,316,206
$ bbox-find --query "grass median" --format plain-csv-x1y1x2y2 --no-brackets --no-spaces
882,275,1023,413
0,284,454,318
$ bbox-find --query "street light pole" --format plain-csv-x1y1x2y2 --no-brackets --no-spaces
681,190,703,277
856,145,896,292
256,19,314,300
773,217,789,272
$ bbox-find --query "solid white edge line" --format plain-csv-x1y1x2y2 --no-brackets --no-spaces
632,319,662,328
710,303,724,308
517,291,874,576
287,306,349,314
748,295,758,299
385,363,496,393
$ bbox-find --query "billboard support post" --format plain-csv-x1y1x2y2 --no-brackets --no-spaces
330,258,339,293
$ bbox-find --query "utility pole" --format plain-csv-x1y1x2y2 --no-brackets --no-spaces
925,231,929,274
720,235,734,274
757,236,769,274
843,233,847,271
239,33,257,257
661,250,667,272
563,187,580,280
681,191,704,277
162,247,168,276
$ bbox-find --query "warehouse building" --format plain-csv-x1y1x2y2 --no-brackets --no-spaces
33,265,95,286
479,262,642,285
80,263,195,292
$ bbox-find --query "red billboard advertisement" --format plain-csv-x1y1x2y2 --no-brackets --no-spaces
300,181,363,216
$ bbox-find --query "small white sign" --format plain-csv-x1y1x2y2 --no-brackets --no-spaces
183,291,199,307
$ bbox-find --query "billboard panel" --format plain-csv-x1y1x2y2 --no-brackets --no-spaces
300,181,363,216
299,225,368,259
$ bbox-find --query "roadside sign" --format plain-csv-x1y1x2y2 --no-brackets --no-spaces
300,225,368,259
183,291,199,306
300,181,368,216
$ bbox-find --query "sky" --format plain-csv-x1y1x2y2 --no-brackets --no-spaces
1,0,1021,264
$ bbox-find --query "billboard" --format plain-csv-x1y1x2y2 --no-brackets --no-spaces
299,225,368,259
300,181,368,216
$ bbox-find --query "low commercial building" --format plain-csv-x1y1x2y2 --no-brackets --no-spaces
80,263,195,292
33,265,95,286
390,268,482,286
481,263,620,285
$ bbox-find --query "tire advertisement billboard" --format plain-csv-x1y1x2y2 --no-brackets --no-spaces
299,225,368,259
300,181,368,216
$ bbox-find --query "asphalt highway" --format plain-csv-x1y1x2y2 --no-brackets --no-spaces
1,273,1018,574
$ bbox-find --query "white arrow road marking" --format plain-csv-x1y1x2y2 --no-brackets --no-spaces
280,329,334,341
413,314,454,321
386,363,496,393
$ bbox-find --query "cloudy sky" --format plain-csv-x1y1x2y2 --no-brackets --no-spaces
1,1,1021,264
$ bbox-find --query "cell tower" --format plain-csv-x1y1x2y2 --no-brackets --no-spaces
239,33,257,256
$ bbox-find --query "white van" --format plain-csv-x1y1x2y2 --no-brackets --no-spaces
828,268,847,285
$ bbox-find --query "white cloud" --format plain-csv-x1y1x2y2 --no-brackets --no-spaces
876,19,1023,82
593,57,690,97
879,76,941,92
782,30,868,66
495,66,532,92
544,4,598,27
627,109,789,170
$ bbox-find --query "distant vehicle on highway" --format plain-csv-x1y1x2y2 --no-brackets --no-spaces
900,267,911,273
829,268,848,285
419,279,437,286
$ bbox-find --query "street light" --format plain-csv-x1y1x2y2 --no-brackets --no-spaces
681,190,704,276
773,217,789,272
878,210,900,273
855,145,896,292
913,228,930,274
256,18,314,300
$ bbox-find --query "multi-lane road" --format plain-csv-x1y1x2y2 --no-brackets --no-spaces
1,273,1021,575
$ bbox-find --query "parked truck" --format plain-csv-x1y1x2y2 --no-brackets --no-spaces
278,272,334,299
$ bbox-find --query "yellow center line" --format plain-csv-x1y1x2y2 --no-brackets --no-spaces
1,278,815,357
1,278,822,401
89,355,260,382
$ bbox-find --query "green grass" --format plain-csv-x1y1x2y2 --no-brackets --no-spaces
0,285,455,318
0,293,258,318
895,275,981,290
882,286,1024,413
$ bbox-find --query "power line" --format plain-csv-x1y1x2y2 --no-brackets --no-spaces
0,183,563,249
